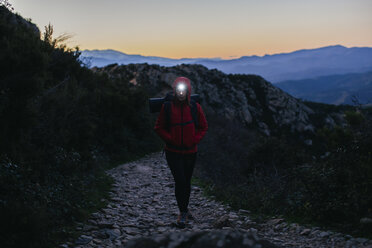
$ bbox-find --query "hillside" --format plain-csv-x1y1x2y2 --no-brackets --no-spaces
92,63,345,139
276,71,372,105
0,5,161,247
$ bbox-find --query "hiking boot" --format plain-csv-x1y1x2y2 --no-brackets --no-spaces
176,211,188,228
186,209,195,220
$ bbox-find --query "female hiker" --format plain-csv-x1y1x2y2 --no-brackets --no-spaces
154,76,208,228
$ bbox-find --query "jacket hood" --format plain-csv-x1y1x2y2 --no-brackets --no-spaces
172,77,192,105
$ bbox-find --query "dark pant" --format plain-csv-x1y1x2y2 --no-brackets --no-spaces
165,150,197,213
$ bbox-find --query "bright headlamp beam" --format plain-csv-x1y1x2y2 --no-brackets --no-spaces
177,83,186,91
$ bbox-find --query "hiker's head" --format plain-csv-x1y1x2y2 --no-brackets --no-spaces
175,82,187,101
173,77,191,104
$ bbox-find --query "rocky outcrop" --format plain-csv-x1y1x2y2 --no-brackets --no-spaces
92,63,340,137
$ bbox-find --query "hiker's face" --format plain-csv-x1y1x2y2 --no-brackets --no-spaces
176,83,187,101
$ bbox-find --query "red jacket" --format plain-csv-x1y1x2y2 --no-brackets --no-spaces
154,77,208,154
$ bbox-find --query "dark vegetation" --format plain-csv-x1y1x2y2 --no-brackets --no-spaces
0,6,161,247
194,104,372,238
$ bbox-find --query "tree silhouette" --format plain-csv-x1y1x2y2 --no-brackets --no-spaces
42,22,74,50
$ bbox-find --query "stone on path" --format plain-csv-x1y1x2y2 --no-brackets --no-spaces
125,229,279,248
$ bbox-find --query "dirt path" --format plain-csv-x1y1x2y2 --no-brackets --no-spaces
61,152,371,248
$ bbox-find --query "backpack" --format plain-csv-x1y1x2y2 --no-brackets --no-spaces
163,92,199,131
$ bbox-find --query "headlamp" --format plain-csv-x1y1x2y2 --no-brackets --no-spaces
176,83,186,92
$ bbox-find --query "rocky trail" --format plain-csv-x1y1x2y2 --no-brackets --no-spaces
61,152,372,248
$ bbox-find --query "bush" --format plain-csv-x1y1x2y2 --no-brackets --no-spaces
195,106,372,237
344,110,364,127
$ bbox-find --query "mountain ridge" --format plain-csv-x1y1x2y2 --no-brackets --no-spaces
80,45,372,83
84,44,361,60
276,70,372,105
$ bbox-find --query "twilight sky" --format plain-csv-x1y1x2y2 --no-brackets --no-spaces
11,0,372,59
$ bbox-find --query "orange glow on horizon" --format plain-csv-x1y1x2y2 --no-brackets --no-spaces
13,0,372,59
80,40,372,60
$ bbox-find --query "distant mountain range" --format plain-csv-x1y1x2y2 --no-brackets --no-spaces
80,45,372,83
276,71,372,105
